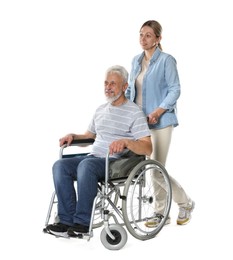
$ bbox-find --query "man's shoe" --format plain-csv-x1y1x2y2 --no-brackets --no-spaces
67,223,89,237
145,214,171,228
46,223,70,238
177,201,195,225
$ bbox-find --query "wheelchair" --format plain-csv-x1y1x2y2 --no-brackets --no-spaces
43,139,172,250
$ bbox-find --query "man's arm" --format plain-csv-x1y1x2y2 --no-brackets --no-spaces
109,136,152,156
59,131,96,147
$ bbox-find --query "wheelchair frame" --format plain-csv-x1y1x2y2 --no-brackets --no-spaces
43,139,172,250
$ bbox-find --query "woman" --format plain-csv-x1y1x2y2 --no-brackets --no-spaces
125,20,194,226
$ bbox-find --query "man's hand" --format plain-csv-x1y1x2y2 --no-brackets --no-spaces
109,137,152,156
109,140,127,155
59,134,74,147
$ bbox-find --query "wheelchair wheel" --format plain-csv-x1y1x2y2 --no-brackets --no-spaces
100,224,128,250
122,159,172,240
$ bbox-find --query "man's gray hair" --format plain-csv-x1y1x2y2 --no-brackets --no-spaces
106,65,129,84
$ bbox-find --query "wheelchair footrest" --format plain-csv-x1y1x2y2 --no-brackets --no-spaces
43,227,70,239
70,231,93,240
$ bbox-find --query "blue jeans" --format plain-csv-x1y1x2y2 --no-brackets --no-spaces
52,155,111,227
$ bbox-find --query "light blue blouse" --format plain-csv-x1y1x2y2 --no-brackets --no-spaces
125,48,181,129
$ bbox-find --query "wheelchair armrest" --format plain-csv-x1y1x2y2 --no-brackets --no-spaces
69,138,95,146
59,138,95,158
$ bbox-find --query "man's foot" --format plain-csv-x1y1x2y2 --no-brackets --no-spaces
177,201,195,225
145,214,171,228
46,223,70,238
67,223,89,237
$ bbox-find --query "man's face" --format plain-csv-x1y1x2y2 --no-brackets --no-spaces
104,73,124,103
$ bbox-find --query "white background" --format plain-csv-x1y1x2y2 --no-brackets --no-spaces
1,0,232,258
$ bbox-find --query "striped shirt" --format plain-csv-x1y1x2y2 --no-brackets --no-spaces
88,100,151,158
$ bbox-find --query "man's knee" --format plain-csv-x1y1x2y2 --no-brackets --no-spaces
52,159,65,182
77,158,104,180
78,159,94,176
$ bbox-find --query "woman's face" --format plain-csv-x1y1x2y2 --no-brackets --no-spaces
139,25,158,50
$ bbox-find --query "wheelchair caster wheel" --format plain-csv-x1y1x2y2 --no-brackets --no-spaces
100,224,127,250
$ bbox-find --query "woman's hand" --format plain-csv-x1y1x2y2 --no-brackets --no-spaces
147,107,167,124
147,113,159,124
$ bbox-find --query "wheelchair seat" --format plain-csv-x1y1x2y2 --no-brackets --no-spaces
109,151,144,179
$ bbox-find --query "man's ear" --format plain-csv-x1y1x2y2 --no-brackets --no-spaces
123,83,128,92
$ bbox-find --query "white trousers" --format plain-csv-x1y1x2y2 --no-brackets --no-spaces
150,126,191,213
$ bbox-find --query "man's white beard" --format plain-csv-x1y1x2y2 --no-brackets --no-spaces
106,91,122,104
